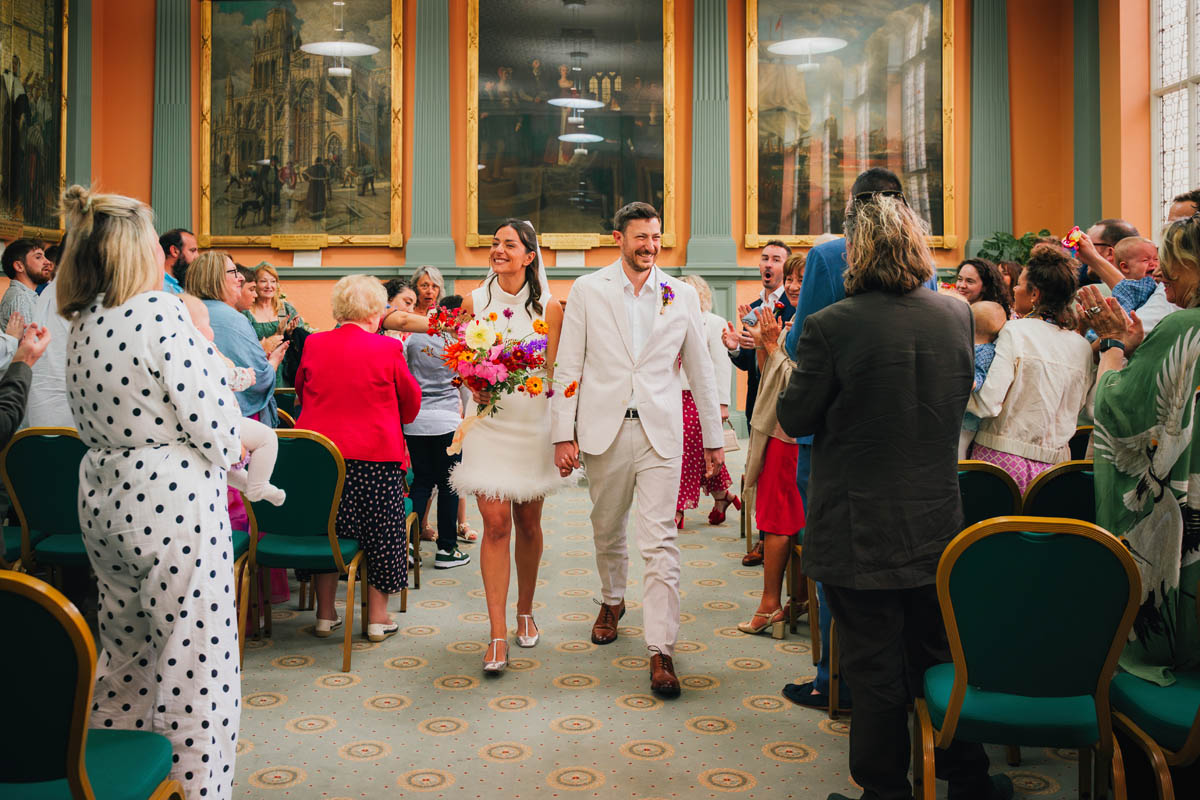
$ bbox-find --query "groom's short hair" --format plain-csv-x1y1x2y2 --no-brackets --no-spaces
613,202,662,234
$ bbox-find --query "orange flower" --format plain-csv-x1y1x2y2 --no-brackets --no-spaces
532,318,549,335
488,312,498,321
524,376,544,396
564,380,578,398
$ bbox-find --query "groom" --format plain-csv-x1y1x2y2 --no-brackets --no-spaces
551,201,725,697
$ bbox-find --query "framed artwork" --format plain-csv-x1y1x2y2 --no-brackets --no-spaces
0,0,68,240
745,0,955,249
466,0,676,250
200,0,402,249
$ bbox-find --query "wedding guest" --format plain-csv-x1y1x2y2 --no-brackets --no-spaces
959,301,1008,459
735,253,806,638
234,265,258,312
384,278,418,342
969,245,1095,492
954,257,1012,317
676,274,736,528
246,263,305,350
411,265,445,316
295,275,422,642
1083,213,1200,686
726,240,795,421
56,185,243,800
24,279,72,427
777,189,1011,800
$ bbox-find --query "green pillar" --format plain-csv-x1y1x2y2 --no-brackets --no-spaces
965,0,1012,256
66,0,92,187
406,0,456,268
151,0,191,232
1073,0,1101,227
686,0,736,267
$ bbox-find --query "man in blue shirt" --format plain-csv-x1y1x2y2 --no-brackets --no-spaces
781,169,938,713
159,228,199,294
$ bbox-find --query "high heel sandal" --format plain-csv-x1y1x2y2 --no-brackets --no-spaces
707,493,742,525
515,614,539,648
483,638,509,673
736,609,785,639
675,512,685,530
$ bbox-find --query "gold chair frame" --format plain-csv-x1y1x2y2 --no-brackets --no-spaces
912,516,1140,800
243,429,368,672
275,409,296,428
1021,458,1094,514
0,571,185,800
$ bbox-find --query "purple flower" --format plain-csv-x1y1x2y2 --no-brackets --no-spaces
502,308,514,319
546,388,555,398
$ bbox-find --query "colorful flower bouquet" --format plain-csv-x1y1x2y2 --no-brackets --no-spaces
426,306,577,453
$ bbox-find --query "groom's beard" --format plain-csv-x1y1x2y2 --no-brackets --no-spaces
622,248,657,273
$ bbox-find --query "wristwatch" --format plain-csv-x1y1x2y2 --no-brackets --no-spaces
1098,338,1126,354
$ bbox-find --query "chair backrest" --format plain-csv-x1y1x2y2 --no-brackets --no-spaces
957,460,1021,526
274,388,298,419
276,409,296,429
0,571,95,796
1022,460,1095,523
940,517,1139,702
1,428,87,539
1069,425,1093,461
245,429,346,562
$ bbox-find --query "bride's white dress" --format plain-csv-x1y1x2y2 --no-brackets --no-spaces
450,281,563,502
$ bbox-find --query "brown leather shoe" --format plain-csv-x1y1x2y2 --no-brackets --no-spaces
742,540,764,567
590,600,625,645
649,650,681,698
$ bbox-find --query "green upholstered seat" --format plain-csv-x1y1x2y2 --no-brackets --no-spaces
924,663,1100,746
1111,671,1200,753
33,534,90,567
2,430,87,569
255,535,359,570
245,432,344,560
4,729,174,800
958,466,1020,526
232,529,251,561
1023,465,1096,523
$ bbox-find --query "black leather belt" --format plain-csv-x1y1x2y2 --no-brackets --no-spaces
624,408,639,419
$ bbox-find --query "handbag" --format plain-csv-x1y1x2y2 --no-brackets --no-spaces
723,420,740,452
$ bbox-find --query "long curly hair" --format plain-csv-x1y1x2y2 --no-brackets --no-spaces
956,258,1012,317
843,196,934,296
1023,244,1080,329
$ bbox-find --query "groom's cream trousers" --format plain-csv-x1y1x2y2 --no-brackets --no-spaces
582,417,682,657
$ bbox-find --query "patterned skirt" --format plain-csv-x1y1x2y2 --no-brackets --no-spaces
335,459,409,594
677,390,733,511
969,442,1054,495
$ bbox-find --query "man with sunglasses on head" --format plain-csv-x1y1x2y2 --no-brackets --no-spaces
779,168,938,716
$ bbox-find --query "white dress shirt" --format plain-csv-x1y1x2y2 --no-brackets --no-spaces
621,265,660,409
1135,283,1181,334
23,281,73,428
759,284,785,308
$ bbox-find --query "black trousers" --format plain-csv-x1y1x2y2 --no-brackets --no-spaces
406,432,461,553
823,583,991,800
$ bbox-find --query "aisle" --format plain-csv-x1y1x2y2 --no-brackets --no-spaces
233,450,1079,799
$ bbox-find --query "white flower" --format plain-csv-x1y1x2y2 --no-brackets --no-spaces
464,319,497,349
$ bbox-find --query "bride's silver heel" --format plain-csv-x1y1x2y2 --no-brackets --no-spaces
515,614,539,648
483,638,508,673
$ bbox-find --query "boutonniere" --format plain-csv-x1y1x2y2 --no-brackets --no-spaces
660,282,674,314
774,301,785,313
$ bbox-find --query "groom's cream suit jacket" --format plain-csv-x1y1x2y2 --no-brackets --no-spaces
551,261,723,458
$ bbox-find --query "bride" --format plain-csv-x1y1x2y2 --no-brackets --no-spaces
451,218,565,673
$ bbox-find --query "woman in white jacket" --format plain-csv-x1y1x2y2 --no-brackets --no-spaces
676,275,736,527
969,245,1095,492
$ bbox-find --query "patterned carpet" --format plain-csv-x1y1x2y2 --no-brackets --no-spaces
233,446,1081,799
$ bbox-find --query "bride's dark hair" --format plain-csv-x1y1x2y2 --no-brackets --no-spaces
484,219,543,318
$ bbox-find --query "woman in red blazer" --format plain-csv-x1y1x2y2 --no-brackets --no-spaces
296,275,422,642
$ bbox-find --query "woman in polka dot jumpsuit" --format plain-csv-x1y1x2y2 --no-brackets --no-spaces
56,186,245,800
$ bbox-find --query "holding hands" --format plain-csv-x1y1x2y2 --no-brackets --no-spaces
555,440,581,477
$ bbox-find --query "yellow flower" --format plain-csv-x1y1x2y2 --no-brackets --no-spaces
524,376,544,396
464,319,497,349
532,318,549,335
488,312,498,321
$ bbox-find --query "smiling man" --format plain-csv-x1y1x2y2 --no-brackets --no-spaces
726,239,795,425
0,238,52,326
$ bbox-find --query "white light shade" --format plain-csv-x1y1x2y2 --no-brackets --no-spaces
795,62,820,72
567,114,584,124
767,37,847,56
548,97,605,110
573,147,588,155
558,132,603,143
328,66,352,77
301,40,380,57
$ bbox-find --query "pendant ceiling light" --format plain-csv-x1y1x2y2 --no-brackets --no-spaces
767,36,847,72
301,0,379,77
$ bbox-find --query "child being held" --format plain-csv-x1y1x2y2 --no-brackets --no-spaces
181,294,287,506
1110,236,1160,313
959,300,1007,460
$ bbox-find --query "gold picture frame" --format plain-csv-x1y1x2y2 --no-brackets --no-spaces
0,0,69,241
465,0,676,250
199,0,403,249
744,0,956,250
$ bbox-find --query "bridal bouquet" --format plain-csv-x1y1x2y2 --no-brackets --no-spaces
426,306,577,453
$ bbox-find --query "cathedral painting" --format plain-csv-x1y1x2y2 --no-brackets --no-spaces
203,0,396,244
0,0,66,235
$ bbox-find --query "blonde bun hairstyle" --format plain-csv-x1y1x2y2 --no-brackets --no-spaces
56,185,162,316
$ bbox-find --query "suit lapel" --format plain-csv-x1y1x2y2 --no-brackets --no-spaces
601,262,636,362
639,269,669,367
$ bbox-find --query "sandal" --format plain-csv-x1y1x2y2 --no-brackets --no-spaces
457,522,479,543
708,493,742,525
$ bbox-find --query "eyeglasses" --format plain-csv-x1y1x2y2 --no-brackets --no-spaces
853,190,907,205
225,269,239,276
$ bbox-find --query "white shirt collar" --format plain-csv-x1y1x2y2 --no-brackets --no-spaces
619,264,658,297
760,284,784,306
